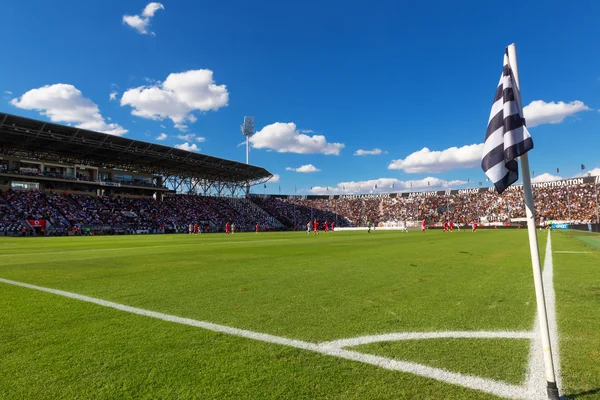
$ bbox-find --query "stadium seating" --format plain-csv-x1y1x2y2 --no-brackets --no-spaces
0,181,598,236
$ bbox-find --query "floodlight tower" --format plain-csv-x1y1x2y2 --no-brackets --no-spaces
241,116,255,164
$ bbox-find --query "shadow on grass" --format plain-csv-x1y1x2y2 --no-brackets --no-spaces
563,387,600,399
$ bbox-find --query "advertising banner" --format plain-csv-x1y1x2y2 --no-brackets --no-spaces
98,181,121,187
258,176,597,200
27,219,47,228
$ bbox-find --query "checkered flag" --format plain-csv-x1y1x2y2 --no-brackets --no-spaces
481,48,533,193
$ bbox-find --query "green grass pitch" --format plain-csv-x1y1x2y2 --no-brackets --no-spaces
0,229,599,399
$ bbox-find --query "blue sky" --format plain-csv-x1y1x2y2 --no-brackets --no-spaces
1,0,599,194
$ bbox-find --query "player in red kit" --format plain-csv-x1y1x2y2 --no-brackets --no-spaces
449,220,454,232
313,219,319,235
255,223,259,233
193,223,199,234
225,222,230,234
472,219,478,232
324,220,329,233
421,219,426,232
443,221,448,232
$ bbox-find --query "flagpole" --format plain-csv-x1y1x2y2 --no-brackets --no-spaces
594,177,599,225
335,196,338,228
567,185,571,222
508,43,560,400
446,181,450,217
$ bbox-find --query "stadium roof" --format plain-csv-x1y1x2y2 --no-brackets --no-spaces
0,112,272,184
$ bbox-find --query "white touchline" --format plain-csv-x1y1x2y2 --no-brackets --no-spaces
525,231,562,400
0,276,528,399
543,232,562,391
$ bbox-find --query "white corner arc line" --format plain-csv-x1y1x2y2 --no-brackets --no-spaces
0,277,525,399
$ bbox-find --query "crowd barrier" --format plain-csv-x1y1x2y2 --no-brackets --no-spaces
568,223,600,233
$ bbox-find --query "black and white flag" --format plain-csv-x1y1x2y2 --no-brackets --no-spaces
481,48,533,193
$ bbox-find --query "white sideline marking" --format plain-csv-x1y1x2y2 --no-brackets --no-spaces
323,331,533,348
0,277,526,399
554,251,590,254
525,231,562,399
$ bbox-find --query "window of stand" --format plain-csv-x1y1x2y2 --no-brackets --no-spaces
11,181,40,190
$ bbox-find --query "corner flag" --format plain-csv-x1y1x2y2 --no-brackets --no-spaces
481,48,533,194
482,44,560,400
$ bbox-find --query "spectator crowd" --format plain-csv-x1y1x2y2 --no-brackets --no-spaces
0,182,597,235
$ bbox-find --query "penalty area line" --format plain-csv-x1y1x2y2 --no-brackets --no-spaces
0,277,525,399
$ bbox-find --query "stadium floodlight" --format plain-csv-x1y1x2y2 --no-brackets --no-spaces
240,116,255,165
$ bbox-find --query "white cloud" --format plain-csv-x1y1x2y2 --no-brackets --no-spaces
524,100,590,127
174,142,199,152
177,133,195,141
250,122,344,155
109,92,118,101
269,174,280,183
176,133,206,143
383,99,590,175
586,168,600,177
310,177,467,195
156,133,167,141
142,3,164,18
389,143,483,173
4,91,12,95
123,2,164,35
11,84,127,136
285,164,320,173
532,173,562,183
354,148,385,156
120,69,228,129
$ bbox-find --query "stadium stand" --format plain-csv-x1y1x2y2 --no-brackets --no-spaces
249,196,352,229
1,180,599,236
0,112,598,236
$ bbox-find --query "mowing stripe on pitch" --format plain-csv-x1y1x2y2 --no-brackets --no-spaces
323,331,533,348
0,276,526,399
554,251,590,254
0,239,291,258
